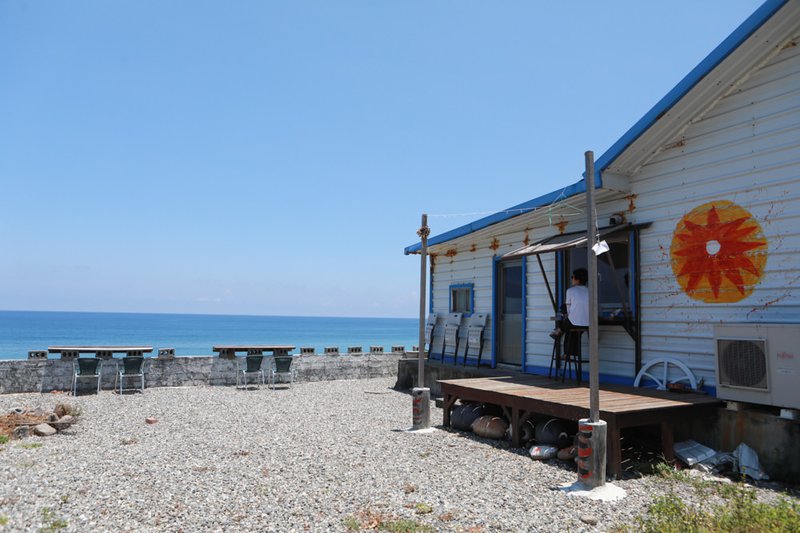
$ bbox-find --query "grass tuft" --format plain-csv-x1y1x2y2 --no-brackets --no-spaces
39,507,68,532
343,508,433,532
628,483,800,533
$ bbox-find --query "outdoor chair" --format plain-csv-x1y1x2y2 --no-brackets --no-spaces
423,313,438,358
237,354,265,389
116,356,145,394
442,313,463,363
72,357,102,396
269,356,295,389
463,313,488,366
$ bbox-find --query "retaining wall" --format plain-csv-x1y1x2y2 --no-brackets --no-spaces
0,354,404,394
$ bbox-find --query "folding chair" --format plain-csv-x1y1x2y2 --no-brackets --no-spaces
463,313,488,366
442,313,463,363
423,313,439,359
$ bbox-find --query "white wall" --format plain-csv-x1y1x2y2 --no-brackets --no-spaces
628,32,800,387
428,32,800,387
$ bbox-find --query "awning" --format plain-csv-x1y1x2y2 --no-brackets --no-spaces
502,223,648,259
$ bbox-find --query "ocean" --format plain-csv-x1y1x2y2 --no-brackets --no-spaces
0,310,419,360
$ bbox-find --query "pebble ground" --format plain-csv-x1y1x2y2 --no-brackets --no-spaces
0,377,793,532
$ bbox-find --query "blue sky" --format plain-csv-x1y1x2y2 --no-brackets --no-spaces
1,0,764,318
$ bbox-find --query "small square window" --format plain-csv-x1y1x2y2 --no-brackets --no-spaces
450,284,474,314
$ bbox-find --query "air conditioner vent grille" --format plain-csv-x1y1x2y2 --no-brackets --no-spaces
717,339,768,390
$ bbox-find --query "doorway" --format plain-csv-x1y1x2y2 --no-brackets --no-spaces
496,259,523,365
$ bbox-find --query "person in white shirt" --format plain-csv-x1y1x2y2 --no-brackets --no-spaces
564,268,589,359
550,268,589,358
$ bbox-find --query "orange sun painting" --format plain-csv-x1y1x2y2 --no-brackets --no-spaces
670,200,767,303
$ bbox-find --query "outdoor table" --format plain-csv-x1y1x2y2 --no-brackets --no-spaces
48,346,154,359
212,345,296,359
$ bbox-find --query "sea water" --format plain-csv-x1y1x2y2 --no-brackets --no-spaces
0,310,418,360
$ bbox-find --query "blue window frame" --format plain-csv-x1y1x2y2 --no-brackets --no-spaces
449,283,474,315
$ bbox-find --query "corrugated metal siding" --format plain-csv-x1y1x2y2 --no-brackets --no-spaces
629,33,800,387
427,33,799,384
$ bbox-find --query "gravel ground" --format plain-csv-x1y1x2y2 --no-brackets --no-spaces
0,377,794,532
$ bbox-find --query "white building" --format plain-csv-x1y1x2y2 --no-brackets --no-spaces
405,0,800,410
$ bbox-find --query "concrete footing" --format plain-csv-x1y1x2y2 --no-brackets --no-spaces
577,419,607,488
412,387,431,430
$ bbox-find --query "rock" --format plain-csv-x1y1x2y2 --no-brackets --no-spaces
580,515,598,526
33,423,57,437
145,417,158,425
54,403,67,417
51,415,76,431
13,425,30,439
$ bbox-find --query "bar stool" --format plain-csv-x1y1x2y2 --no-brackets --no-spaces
562,326,589,383
547,332,562,379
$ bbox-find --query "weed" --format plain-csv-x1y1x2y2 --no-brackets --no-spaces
345,509,433,533
0,515,8,526
59,494,69,504
342,515,360,531
632,483,800,533
0,436,8,445
418,452,430,459
39,507,68,532
381,518,432,532
18,443,43,450
652,462,692,482
413,503,433,515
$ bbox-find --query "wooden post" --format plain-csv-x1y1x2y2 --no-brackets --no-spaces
414,214,431,430
582,151,606,487
418,214,429,387
585,151,600,423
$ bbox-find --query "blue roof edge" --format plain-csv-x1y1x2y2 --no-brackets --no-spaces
593,0,788,174
404,0,787,255
403,179,587,254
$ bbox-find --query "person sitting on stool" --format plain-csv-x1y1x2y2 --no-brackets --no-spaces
550,268,589,360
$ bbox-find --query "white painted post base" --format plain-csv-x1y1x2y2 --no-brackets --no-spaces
412,387,431,430
577,419,607,488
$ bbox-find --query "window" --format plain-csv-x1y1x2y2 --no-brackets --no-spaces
559,230,636,323
450,283,474,314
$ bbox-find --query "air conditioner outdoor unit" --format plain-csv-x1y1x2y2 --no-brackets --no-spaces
713,324,800,409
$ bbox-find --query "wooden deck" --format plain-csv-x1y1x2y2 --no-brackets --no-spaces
439,375,722,478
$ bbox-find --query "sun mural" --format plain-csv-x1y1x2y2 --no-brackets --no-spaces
670,200,767,303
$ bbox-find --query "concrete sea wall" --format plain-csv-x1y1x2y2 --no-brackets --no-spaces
0,353,404,394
